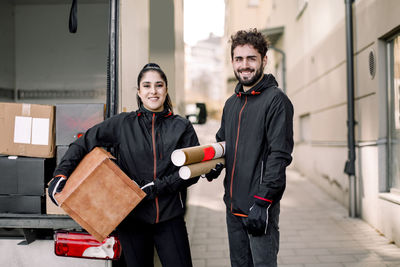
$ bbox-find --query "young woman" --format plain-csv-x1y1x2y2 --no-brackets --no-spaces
48,63,199,266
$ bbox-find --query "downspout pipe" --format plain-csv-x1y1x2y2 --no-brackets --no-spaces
344,0,357,218
269,46,286,94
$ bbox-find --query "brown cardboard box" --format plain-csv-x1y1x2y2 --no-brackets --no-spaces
0,102,55,158
55,147,146,242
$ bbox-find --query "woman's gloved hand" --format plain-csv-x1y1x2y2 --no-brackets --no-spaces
141,181,156,200
48,175,67,206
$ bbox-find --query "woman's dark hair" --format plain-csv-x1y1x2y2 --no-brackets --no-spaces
136,63,173,112
230,28,269,59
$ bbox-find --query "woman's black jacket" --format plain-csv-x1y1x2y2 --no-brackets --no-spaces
54,107,200,224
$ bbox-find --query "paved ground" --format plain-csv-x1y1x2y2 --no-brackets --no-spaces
184,121,400,267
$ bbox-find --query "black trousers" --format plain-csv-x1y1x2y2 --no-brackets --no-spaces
226,203,280,267
116,216,193,267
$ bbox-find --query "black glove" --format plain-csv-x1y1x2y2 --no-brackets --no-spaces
204,163,224,182
141,181,156,200
48,175,67,206
244,197,272,236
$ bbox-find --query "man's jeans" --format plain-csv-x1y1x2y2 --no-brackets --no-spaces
226,203,280,267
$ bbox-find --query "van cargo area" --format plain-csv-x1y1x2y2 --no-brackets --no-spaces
0,0,119,266
0,0,108,105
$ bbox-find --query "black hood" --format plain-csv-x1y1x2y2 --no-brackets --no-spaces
234,74,278,96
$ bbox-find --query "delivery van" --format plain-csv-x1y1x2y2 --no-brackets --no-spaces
0,0,125,266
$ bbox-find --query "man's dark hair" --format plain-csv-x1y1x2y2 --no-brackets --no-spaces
230,28,269,59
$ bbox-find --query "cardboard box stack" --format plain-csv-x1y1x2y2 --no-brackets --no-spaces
0,101,141,240
0,102,56,213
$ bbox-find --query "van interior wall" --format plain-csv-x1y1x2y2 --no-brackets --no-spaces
0,1,15,99
1,1,109,104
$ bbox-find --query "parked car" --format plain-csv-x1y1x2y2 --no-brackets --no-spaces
185,103,207,124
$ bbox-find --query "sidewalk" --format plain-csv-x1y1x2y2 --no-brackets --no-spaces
186,165,400,267
185,121,400,266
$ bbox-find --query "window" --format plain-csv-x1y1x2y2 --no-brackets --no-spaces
388,34,400,192
248,0,259,7
299,113,311,143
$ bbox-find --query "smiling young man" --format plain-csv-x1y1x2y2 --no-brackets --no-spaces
206,29,294,266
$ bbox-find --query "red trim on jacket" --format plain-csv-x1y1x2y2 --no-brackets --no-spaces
151,113,160,223
232,212,248,218
254,195,273,203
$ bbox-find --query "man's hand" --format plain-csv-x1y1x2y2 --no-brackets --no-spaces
48,175,67,206
204,163,224,182
244,197,272,236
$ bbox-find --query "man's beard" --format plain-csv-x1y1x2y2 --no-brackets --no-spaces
234,64,264,87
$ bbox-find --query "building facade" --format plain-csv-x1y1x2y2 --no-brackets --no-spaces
185,33,225,118
224,0,400,246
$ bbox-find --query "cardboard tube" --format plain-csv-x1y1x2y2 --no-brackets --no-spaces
171,142,225,166
179,158,225,179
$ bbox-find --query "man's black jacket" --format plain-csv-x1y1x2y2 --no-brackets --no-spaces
55,107,199,224
217,74,293,216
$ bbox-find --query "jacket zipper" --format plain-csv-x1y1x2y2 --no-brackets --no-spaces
260,161,264,184
230,95,247,213
152,113,160,223
178,192,184,208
